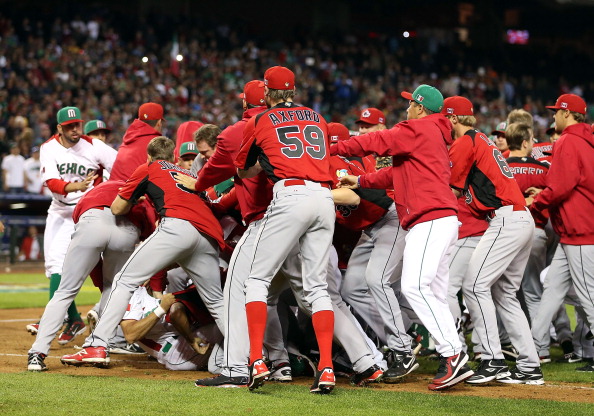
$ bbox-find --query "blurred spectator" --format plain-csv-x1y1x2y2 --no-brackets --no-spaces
2,143,26,193
18,225,43,261
23,146,49,195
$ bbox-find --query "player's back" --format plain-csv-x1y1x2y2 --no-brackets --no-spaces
252,102,332,185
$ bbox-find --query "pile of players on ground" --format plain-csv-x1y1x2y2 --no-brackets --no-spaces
25,67,594,395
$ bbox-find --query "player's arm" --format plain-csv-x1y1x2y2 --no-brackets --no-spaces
237,161,262,179
93,138,118,172
331,188,360,205
120,294,176,344
112,164,150,215
195,137,236,191
330,124,406,158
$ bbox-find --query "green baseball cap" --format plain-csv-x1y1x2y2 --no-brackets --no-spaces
57,106,84,125
84,119,111,135
179,141,198,157
401,84,444,113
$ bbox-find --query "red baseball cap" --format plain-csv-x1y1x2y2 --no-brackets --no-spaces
138,102,164,121
442,96,474,116
264,66,295,90
327,122,350,144
546,94,587,115
239,80,266,106
356,108,385,125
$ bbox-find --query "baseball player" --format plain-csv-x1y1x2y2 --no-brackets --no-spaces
327,122,414,382
27,180,156,371
60,136,226,367
109,102,165,182
84,120,111,143
174,120,204,160
491,121,509,157
120,286,222,371
528,94,594,373
235,66,336,394
355,108,384,169
27,106,116,343
177,141,198,171
444,96,542,385
332,84,473,391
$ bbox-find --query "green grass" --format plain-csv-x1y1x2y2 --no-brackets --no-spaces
0,272,100,309
0,373,592,416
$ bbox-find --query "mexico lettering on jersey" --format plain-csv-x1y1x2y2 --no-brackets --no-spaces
449,129,525,218
507,155,549,229
330,155,392,231
40,134,117,210
235,102,333,185
118,161,225,249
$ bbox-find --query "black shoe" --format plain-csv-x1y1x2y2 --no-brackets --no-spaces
576,360,594,372
383,351,419,383
247,359,269,391
27,352,47,371
560,339,574,355
195,374,248,387
310,367,335,394
501,343,519,361
556,352,582,364
350,364,383,387
586,331,593,341
465,359,510,384
497,366,544,385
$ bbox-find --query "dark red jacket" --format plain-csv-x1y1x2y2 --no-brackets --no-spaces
110,119,161,181
174,121,204,159
532,123,594,244
331,113,458,230
196,106,270,224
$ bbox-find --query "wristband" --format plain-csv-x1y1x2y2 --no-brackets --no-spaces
153,306,166,318
357,176,361,188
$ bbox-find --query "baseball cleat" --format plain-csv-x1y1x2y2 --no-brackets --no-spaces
496,366,544,385
465,359,510,384
61,346,110,366
428,351,474,391
383,351,419,383
539,355,551,364
57,320,86,345
575,360,594,372
195,374,248,388
109,343,145,355
350,364,384,387
27,352,48,372
310,367,335,394
247,359,270,391
268,362,292,382
556,352,582,364
26,322,40,335
501,343,519,361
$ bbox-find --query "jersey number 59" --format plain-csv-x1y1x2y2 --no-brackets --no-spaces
276,125,327,160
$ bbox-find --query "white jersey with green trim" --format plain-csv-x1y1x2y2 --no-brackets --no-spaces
40,134,116,213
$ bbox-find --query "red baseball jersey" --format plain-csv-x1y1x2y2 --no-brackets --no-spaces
531,142,553,164
235,102,333,185
73,179,158,240
330,155,391,231
507,155,549,229
118,161,225,249
449,129,525,218
457,197,488,239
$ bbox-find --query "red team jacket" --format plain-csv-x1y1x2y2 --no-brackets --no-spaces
119,161,225,249
174,121,204,159
331,113,458,230
196,106,272,225
532,123,594,244
449,129,525,219
110,119,161,182
507,155,549,229
236,102,333,186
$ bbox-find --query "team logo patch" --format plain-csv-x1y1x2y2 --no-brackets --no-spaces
285,82,290,87
447,108,454,114
336,169,349,179
415,94,424,102
560,102,568,109
362,109,371,118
